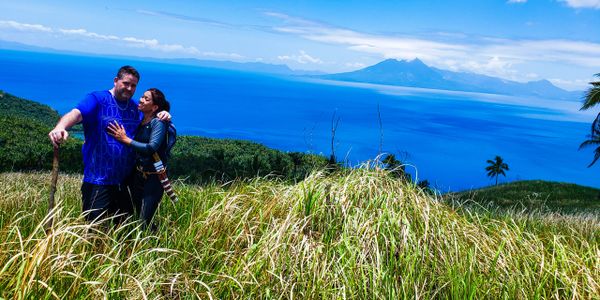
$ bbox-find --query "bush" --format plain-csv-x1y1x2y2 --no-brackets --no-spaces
170,136,328,183
0,116,83,173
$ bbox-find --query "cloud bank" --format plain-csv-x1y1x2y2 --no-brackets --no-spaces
0,20,242,59
560,0,600,9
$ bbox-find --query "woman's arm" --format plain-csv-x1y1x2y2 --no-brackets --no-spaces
107,119,167,154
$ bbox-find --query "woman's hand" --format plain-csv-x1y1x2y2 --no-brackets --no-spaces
107,121,132,145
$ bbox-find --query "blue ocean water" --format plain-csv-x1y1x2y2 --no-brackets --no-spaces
1,49,597,191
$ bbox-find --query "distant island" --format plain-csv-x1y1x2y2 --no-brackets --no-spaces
319,58,581,100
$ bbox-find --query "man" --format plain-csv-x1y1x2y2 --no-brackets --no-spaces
49,65,169,222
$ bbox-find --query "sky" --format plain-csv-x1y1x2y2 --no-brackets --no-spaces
1,0,599,91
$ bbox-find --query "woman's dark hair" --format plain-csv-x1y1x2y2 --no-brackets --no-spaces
147,88,170,115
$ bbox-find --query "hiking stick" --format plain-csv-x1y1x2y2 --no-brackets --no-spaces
152,153,178,203
47,145,59,229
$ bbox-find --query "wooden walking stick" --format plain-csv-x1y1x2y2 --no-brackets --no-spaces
152,153,178,203
47,145,59,229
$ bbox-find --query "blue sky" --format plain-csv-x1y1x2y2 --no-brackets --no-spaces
1,0,599,90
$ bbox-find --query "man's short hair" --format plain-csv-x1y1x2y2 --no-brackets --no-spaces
116,65,140,81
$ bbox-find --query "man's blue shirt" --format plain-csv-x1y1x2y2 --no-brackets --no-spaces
76,90,141,185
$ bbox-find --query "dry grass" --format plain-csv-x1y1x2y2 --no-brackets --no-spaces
0,170,598,299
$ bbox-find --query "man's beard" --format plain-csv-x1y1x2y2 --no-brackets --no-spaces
114,88,132,101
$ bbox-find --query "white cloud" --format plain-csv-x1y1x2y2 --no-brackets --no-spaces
278,50,323,64
121,36,200,54
60,28,119,40
0,19,212,57
201,51,245,59
266,12,600,82
507,0,527,3
549,77,594,90
560,0,600,9
0,20,52,32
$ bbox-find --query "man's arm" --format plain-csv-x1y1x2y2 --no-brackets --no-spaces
48,108,83,147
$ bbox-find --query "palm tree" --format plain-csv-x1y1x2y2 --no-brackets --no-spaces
579,115,600,167
485,155,509,185
580,73,600,111
579,74,600,167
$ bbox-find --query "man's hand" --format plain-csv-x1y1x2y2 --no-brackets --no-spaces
156,111,171,122
49,127,69,147
49,108,83,147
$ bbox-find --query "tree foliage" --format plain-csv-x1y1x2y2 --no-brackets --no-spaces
170,136,328,183
0,116,83,172
485,155,509,186
579,113,600,167
382,153,411,181
579,74,600,111
579,76,600,167
0,90,61,127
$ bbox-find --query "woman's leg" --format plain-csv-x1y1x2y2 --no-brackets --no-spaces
132,171,145,218
140,174,164,230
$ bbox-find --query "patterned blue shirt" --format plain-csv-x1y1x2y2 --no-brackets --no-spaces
76,90,141,185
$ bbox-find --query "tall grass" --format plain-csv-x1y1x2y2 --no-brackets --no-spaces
0,170,598,299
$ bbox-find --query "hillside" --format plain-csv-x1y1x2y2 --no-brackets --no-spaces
446,180,600,212
321,59,581,100
0,170,597,298
0,90,61,127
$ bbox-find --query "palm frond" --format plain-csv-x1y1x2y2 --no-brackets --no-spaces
587,149,600,167
591,114,600,136
578,139,600,150
580,75,600,111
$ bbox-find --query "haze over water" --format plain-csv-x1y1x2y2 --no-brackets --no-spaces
1,49,597,191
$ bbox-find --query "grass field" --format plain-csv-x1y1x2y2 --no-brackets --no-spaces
0,170,598,299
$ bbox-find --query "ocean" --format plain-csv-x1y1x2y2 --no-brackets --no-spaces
0,49,597,191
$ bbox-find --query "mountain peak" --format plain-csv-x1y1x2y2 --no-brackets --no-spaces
377,58,425,67
369,58,432,73
409,58,425,65
320,58,577,100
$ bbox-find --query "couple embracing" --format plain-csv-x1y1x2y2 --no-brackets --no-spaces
49,65,175,231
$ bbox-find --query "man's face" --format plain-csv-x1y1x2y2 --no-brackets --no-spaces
113,74,139,101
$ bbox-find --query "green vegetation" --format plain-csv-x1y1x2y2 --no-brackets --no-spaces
485,155,509,186
0,170,598,299
0,116,84,173
579,74,600,167
0,90,61,127
170,136,328,183
446,180,600,212
579,73,600,111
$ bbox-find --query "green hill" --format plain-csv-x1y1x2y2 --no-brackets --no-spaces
446,180,600,212
0,90,60,127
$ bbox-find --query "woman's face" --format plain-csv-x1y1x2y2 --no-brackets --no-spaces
138,91,158,114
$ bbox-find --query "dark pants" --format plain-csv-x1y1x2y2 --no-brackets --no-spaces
81,181,134,223
132,170,164,229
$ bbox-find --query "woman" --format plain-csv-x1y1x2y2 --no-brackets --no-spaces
107,88,171,230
